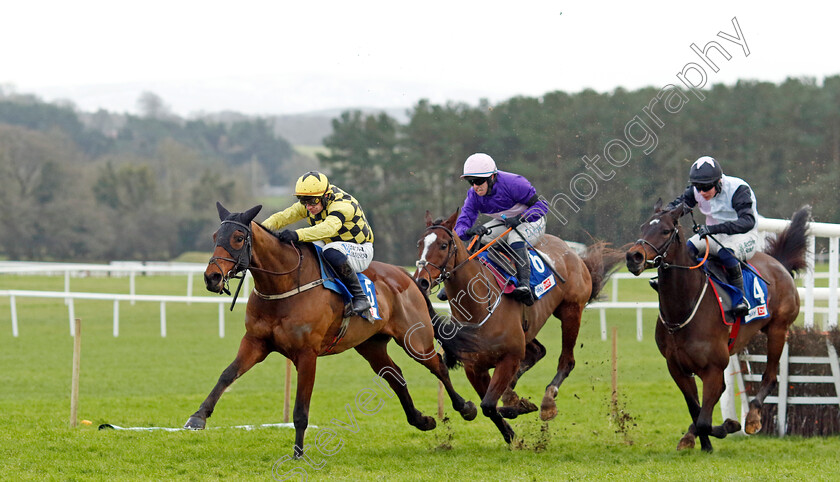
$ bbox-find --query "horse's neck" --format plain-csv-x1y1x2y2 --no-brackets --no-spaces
658,245,707,319
448,244,501,319
251,229,318,290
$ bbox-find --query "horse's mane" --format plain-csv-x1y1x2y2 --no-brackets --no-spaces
254,222,319,257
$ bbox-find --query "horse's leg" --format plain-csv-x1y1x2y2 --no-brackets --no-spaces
396,324,477,421
291,348,318,459
185,335,269,429
499,339,544,419
664,359,702,451
465,363,517,444
354,337,436,431
694,368,730,453
541,302,582,421
746,322,787,434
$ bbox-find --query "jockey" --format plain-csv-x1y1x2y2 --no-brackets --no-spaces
663,156,760,317
263,171,375,315
453,153,549,306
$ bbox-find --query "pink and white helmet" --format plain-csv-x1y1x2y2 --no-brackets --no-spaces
461,153,498,178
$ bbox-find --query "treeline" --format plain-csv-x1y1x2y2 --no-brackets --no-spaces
0,91,300,261
3,77,838,265
320,77,840,265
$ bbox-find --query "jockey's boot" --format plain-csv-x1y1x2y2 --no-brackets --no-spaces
649,278,659,292
727,264,750,317
335,260,372,316
511,245,535,306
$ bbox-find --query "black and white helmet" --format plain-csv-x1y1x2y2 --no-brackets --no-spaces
688,156,723,185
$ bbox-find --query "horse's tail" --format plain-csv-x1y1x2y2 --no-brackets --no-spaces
418,285,482,370
580,241,625,303
764,205,811,277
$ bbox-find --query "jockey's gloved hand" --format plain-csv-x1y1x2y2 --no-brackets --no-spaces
277,229,299,243
503,214,524,228
465,225,490,238
694,224,712,239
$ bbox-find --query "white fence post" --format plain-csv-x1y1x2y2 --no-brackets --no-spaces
113,300,120,337
218,303,225,338
829,236,838,328
10,295,18,337
160,302,167,337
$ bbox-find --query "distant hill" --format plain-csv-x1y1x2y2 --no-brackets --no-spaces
269,107,410,146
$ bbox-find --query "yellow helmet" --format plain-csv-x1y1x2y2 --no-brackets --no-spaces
294,171,330,196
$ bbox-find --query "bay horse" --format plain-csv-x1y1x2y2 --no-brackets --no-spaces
185,203,477,457
412,209,623,444
625,201,809,452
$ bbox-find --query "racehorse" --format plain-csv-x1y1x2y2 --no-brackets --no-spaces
625,201,809,452
185,203,477,457
412,208,623,444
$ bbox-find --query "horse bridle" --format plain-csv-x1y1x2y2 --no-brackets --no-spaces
208,220,303,309
415,224,467,290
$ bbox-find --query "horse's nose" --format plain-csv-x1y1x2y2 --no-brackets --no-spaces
204,271,223,292
416,277,430,293
625,250,644,273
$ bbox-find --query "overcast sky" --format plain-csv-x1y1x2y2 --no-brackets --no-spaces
3,1,839,117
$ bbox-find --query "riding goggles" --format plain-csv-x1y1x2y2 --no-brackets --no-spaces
297,195,322,206
693,182,716,193
465,177,488,186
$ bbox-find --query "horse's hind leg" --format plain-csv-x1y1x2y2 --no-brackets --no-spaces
499,339,544,419
185,335,269,430
746,321,787,434
398,322,477,421
354,336,436,431
541,302,582,421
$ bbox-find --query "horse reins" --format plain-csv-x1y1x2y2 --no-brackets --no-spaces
210,220,306,310
633,216,712,332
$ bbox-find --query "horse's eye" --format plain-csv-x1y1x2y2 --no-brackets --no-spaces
235,235,245,242
440,243,448,250
662,229,672,235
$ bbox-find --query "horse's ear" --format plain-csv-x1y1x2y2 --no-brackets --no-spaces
216,201,231,221
243,204,263,224
424,210,434,227
443,208,460,228
653,198,663,213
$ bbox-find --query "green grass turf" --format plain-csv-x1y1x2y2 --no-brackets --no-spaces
0,272,838,480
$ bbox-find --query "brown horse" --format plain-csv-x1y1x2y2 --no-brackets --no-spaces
625,201,809,452
185,203,477,457
412,209,623,443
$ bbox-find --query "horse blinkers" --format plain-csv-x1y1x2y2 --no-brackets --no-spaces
206,220,253,293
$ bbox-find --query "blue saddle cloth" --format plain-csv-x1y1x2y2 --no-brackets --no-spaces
315,245,381,320
477,249,558,300
705,263,770,324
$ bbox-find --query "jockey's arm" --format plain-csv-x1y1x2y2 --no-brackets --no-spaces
263,203,307,231
295,203,353,242
665,186,696,212
708,185,756,235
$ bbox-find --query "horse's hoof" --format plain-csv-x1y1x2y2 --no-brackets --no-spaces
723,418,741,434
677,433,695,451
501,388,520,407
412,414,436,431
498,406,520,420
744,410,762,434
540,394,557,421
518,397,538,414
184,416,206,430
460,401,478,421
